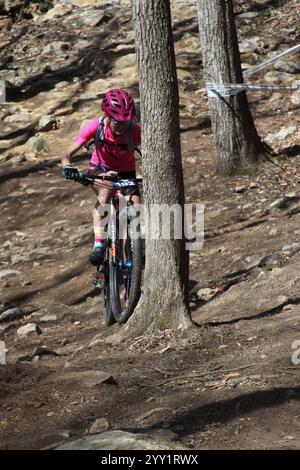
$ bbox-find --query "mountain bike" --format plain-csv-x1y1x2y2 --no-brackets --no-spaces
65,170,143,325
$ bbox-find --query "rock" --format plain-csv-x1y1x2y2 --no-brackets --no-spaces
112,54,137,73
55,430,189,450
43,4,73,20
17,346,60,362
237,12,259,23
245,253,283,269
197,288,215,301
4,113,32,123
265,126,297,143
252,0,272,9
238,204,252,212
280,28,296,36
0,107,11,120
11,253,31,266
148,428,179,442
276,295,289,305
17,323,42,337
0,18,13,30
89,333,104,348
33,346,59,358
137,407,174,426
54,81,70,89
256,270,265,280
88,418,110,434
0,324,11,335
264,70,295,84
291,89,300,106
26,137,49,154
58,370,117,387
65,0,102,8
234,186,247,193
52,220,69,227
0,270,20,280
239,37,262,53
281,243,300,255
269,92,282,102
38,115,57,132
0,307,23,323
9,155,27,166
258,253,283,267
80,11,108,27
58,431,72,439
43,42,70,54
245,255,266,269
274,60,300,74
13,230,27,239
269,192,299,210
39,315,58,322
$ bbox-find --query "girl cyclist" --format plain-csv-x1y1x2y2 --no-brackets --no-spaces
61,89,141,266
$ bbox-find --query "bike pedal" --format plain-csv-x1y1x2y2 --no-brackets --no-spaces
94,270,104,291
94,278,104,290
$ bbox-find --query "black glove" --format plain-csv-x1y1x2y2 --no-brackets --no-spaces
62,165,79,180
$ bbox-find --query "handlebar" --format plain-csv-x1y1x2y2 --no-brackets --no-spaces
64,170,143,188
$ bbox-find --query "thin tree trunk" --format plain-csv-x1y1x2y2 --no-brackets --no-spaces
197,0,265,175
130,0,192,333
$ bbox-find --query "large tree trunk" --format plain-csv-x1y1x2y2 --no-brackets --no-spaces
197,0,264,175
131,0,192,333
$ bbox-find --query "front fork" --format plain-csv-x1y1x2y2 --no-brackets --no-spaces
111,197,134,270
94,197,133,291
94,199,116,291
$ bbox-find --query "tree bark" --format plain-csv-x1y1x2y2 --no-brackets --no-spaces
197,0,265,175
131,0,192,333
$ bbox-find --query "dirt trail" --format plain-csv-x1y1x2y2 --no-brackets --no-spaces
1,128,300,449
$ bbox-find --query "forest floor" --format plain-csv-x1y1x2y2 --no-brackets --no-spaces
1,126,300,450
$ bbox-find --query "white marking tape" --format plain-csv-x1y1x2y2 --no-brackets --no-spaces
0,341,6,365
0,80,6,103
244,44,300,77
207,82,300,97
207,43,300,98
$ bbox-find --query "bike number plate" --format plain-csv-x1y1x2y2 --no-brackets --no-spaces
113,179,137,189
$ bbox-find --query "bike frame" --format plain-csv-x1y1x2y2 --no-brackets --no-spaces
64,170,143,324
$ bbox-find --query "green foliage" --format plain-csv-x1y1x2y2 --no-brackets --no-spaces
155,314,170,330
240,52,259,66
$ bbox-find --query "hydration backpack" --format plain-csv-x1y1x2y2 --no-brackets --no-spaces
94,116,141,161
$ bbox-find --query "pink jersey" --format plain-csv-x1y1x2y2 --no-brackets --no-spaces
75,118,141,172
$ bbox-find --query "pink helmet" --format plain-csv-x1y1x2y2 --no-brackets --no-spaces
101,89,136,121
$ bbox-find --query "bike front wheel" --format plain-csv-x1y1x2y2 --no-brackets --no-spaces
109,230,142,324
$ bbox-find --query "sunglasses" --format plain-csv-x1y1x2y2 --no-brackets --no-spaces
111,118,127,125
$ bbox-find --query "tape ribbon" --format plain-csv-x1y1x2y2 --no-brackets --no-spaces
207,43,300,97
0,80,6,103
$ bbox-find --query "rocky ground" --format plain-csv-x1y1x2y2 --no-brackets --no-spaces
0,0,300,450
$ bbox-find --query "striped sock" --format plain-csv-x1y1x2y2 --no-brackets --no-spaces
94,226,106,249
